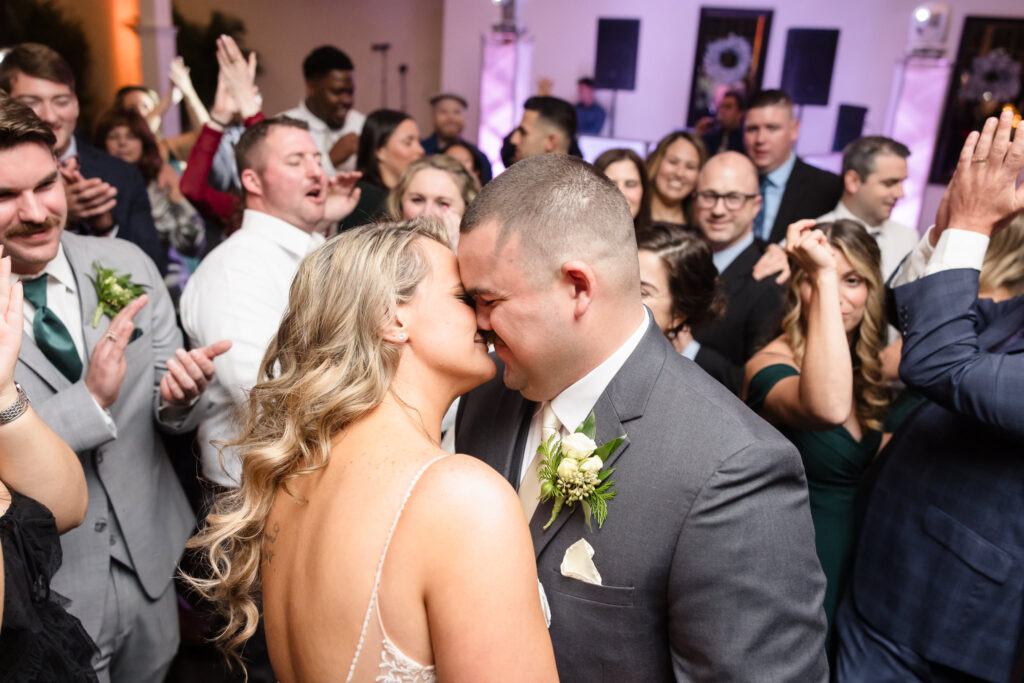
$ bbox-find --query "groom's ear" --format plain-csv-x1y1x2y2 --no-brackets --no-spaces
561,260,596,319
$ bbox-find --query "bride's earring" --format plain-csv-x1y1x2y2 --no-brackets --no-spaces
397,333,407,341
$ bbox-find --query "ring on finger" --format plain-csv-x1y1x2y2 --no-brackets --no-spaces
971,157,988,164
106,331,118,343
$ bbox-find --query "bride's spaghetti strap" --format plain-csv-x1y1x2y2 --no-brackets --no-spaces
345,454,449,683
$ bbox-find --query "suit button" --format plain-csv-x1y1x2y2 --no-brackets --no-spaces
94,519,107,532
109,536,117,546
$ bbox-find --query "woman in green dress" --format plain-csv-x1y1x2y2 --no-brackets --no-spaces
744,218,890,665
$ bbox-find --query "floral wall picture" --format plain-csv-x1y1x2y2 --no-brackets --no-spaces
686,7,773,128
929,16,1024,184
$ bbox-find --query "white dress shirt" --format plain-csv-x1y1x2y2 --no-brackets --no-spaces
519,308,649,485
891,226,989,288
280,100,366,175
180,210,325,487
10,244,116,433
817,201,921,282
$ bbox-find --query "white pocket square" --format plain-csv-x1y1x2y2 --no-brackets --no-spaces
560,538,602,586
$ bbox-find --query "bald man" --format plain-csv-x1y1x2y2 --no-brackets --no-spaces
690,152,786,394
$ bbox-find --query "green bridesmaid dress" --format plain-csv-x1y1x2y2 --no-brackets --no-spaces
747,363,880,663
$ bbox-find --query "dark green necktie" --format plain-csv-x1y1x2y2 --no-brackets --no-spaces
21,275,83,382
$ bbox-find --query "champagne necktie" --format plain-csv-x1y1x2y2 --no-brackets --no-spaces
519,402,563,521
21,275,83,382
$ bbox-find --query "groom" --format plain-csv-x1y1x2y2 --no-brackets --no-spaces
454,154,828,681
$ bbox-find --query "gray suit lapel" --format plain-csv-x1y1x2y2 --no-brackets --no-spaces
62,235,105,356
529,319,665,558
17,331,73,391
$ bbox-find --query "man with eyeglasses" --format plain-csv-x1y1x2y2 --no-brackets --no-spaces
689,151,786,394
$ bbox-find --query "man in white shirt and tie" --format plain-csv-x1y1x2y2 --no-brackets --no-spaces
816,136,919,282
180,116,359,489
281,45,365,175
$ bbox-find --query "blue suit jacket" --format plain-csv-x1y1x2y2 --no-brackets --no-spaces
73,134,168,274
851,268,1024,682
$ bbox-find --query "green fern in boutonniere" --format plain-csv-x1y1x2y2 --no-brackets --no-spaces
536,411,625,530
88,262,148,328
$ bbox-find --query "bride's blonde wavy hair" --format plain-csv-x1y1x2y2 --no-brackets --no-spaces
781,219,890,432
182,217,449,667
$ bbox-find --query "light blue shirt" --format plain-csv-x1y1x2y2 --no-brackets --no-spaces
712,231,755,274
757,152,797,241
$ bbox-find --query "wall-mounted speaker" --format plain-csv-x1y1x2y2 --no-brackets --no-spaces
780,28,840,106
594,18,641,91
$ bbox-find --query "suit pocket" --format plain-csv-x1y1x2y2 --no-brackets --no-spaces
546,570,635,607
923,505,1013,584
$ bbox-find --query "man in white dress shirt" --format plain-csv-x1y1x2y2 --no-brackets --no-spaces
180,117,358,488
817,136,919,281
281,45,365,175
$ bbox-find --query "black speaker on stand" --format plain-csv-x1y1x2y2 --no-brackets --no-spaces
780,28,840,121
594,18,640,137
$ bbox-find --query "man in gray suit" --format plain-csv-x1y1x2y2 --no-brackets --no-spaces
455,153,828,681
0,94,230,681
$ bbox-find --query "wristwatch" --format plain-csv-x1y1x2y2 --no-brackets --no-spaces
0,383,30,424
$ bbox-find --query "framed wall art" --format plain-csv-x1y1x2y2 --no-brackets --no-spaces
929,15,1024,184
686,7,773,127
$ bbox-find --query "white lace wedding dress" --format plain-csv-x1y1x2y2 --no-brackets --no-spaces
344,456,445,683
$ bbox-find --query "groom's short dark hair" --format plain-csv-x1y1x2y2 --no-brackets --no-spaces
461,154,638,290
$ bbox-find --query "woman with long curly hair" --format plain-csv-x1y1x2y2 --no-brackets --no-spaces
744,218,890,662
184,218,556,682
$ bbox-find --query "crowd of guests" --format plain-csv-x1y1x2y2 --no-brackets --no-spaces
0,30,1021,683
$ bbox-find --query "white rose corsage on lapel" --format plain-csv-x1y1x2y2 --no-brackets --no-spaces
88,262,148,337
536,411,624,530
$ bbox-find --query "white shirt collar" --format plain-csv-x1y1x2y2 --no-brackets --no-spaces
833,200,882,235
10,242,77,293
548,307,649,433
60,135,78,163
238,209,324,257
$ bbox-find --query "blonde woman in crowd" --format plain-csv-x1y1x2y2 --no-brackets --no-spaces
387,155,480,249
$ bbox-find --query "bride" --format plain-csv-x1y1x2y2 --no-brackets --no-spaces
186,218,557,682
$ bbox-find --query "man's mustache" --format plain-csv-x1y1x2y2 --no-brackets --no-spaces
6,216,62,239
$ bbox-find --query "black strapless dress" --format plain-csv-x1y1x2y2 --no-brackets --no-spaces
0,490,98,682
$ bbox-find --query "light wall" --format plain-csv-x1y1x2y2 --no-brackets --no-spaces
50,0,143,114
441,0,1023,154
130,0,442,132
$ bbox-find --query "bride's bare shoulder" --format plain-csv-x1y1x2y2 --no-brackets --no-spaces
409,451,525,532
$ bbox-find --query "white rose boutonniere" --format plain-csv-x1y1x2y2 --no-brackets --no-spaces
535,411,625,530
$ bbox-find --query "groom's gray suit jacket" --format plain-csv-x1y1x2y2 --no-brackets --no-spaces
455,320,828,682
14,232,205,642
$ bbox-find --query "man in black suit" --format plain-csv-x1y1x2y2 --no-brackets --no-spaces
691,151,785,394
0,43,166,273
745,89,842,245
